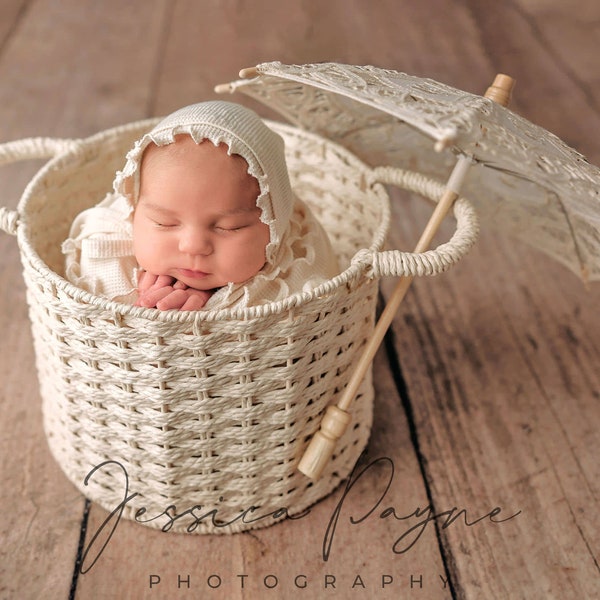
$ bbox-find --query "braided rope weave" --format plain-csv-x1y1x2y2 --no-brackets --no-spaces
1,120,477,533
362,166,479,277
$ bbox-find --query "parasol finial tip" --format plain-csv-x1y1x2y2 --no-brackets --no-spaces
434,136,456,152
239,66,260,79
485,74,516,107
214,83,233,94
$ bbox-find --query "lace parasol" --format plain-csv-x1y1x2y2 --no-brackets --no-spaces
217,61,600,283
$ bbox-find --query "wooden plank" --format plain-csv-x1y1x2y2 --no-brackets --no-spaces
149,0,492,115
0,0,28,52
0,0,171,140
379,0,600,589
0,2,169,599
384,212,600,598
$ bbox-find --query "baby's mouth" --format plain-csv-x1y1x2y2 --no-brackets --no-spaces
178,268,209,279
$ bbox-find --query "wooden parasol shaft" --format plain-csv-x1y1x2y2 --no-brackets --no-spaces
297,74,515,480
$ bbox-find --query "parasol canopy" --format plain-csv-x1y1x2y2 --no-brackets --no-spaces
217,61,600,282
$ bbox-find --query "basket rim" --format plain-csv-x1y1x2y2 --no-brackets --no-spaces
16,118,391,323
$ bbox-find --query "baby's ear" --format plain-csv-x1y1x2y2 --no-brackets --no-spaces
122,173,141,210
122,176,134,200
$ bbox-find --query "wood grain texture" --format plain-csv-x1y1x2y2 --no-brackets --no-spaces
383,198,600,598
0,1,598,598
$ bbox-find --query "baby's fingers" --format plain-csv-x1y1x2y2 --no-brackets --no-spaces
155,289,190,311
138,271,174,292
180,293,210,311
155,289,212,311
137,271,157,291
136,286,175,308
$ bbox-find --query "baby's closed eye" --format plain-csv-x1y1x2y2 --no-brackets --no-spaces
214,224,247,232
153,221,179,229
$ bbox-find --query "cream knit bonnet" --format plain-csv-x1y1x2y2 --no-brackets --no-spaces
113,100,295,264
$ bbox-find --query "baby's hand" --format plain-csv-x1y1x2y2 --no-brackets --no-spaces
137,271,175,294
135,271,176,307
154,285,213,311
136,271,212,311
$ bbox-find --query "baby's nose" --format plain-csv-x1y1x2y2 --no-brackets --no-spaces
178,230,212,255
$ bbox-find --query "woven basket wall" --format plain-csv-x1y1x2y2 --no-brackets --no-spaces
14,119,391,534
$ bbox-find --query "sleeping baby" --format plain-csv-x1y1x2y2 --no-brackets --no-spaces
62,101,338,310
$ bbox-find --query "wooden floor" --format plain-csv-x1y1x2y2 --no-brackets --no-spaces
1,1,599,598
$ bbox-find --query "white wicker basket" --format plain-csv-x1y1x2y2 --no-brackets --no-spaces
0,118,477,534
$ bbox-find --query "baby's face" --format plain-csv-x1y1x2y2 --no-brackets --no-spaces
132,136,269,291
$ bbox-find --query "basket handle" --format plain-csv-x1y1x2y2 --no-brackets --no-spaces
0,137,79,236
351,166,479,278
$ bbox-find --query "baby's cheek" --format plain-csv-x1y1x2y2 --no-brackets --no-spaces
134,235,161,273
221,247,260,283
245,247,268,279
132,222,145,262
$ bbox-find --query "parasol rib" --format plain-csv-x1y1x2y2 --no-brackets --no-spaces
297,74,515,479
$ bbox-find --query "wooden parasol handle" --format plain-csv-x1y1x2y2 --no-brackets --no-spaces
297,73,515,479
